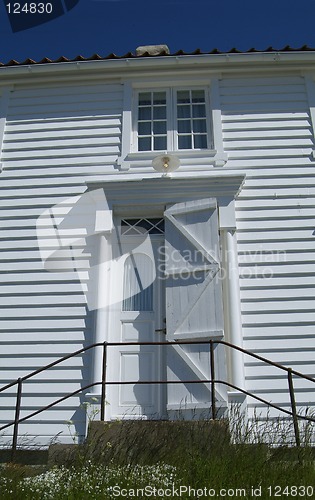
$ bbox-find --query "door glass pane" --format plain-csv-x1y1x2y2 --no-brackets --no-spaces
123,254,154,311
121,218,165,235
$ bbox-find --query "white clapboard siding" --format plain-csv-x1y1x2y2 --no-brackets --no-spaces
5,117,121,134
1,66,315,443
245,362,315,379
241,287,315,300
0,423,85,446
0,369,85,381
0,396,82,409
0,295,87,306
0,81,123,445
3,84,122,178
220,74,315,417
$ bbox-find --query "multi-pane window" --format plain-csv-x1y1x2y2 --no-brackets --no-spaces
138,92,167,152
136,88,209,152
177,90,208,150
121,218,165,236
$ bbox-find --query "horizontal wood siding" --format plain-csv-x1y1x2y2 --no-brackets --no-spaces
221,75,315,418
2,68,315,442
0,82,123,446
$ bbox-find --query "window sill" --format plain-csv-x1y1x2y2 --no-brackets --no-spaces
117,150,228,171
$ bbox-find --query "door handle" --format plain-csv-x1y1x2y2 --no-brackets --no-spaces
155,328,166,334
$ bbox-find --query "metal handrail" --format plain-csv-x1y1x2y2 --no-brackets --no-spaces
0,341,104,395
1,339,315,460
1,339,314,395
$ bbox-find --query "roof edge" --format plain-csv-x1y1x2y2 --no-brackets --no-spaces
1,48,315,82
1,45,315,68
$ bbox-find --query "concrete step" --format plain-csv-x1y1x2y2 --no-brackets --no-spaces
0,448,48,465
48,419,230,467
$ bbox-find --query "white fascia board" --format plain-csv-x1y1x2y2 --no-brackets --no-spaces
86,171,245,185
1,51,315,85
86,172,246,202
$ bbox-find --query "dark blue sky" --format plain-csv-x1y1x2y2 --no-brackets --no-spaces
1,0,315,64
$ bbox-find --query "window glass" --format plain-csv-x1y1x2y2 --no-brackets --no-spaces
192,104,206,118
138,91,167,152
121,218,165,235
178,135,192,149
139,93,151,105
153,121,167,134
191,90,205,103
153,92,167,105
194,135,208,149
138,122,151,135
139,107,151,120
138,137,151,151
177,90,190,103
178,120,191,133
154,136,167,150
123,254,154,311
137,88,209,152
193,119,207,133
177,105,191,119
153,107,166,120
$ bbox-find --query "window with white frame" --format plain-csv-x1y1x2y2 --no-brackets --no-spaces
117,79,227,171
135,88,211,152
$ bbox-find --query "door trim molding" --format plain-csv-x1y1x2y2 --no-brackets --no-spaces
87,174,245,408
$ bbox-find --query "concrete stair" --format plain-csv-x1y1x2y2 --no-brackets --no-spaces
48,419,230,467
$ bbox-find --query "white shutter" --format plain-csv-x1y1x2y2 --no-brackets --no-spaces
164,198,223,340
164,198,226,413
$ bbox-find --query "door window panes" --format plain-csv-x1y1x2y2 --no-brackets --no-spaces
121,218,165,235
123,254,154,311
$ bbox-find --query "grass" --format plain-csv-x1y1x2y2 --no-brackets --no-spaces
0,412,315,499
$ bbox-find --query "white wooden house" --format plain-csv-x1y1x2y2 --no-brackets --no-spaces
1,45,315,447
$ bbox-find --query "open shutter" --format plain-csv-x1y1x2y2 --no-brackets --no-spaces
164,198,226,414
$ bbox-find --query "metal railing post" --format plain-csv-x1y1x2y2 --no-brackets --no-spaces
11,378,23,462
209,340,216,419
2,339,315,452
100,342,107,421
287,368,300,447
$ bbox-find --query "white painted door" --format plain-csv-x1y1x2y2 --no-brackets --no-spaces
164,199,226,415
107,218,165,420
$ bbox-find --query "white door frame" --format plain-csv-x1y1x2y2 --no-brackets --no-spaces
87,174,246,416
